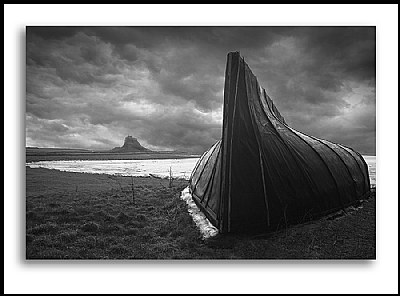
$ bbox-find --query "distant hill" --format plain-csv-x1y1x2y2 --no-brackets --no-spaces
110,136,150,153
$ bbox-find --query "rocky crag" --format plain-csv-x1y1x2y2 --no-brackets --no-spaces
111,136,150,153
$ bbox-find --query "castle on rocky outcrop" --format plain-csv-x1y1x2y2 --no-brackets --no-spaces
111,135,149,152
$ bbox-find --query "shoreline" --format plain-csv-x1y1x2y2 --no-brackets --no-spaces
26,152,201,163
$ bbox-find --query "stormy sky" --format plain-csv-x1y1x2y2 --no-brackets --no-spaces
26,26,376,155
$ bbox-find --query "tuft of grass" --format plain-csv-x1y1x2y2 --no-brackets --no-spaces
135,214,147,222
91,210,108,221
30,223,59,235
170,229,183,238
109,244,130,257
80,222,100,233
127,221,145,229
116,212,130,224
59,230,79,243
101,224,122,235
123,227,139,236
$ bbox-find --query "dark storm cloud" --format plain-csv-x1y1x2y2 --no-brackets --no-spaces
26,26,376,154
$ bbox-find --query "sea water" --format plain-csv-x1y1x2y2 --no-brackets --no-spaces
26,158,199,180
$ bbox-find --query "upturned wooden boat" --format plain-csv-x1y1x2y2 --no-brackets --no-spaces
189,52,371,233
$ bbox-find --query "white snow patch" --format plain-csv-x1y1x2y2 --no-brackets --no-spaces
180,186,218,239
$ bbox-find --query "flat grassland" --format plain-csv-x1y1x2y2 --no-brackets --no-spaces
26,167,376,259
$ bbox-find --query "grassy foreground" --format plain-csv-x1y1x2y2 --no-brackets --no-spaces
26,167,375,259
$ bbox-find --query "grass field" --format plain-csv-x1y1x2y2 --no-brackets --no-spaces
26,167,376,259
